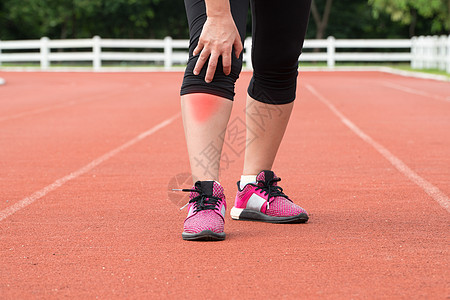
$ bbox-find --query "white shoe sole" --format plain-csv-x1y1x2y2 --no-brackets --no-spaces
230,206,308,224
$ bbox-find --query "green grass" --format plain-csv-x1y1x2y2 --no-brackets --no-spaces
298,62,450,79
392,65,450,78
1,61,449,79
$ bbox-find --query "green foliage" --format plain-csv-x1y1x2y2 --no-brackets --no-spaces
0,0,188,40
0,0,447,40
307,0,411,38
368,0,449,33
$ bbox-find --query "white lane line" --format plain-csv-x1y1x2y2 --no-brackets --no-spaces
381,81,450,102
0,113,181,222
305,84,450,213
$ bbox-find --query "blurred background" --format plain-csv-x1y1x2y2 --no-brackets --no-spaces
0,0,448,40
0,0,449,74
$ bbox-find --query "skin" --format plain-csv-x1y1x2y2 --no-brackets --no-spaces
181,94,232,182
182,0,295,182
243,96,294,175
184,93,222,123
193,0,243,83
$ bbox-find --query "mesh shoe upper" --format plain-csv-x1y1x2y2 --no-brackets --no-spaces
235,170,307,217
183,181,226,234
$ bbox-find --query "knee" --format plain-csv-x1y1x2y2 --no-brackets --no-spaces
248,58,299,104
180,53,243,101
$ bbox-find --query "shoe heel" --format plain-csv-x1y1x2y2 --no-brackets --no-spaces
230,207,243,220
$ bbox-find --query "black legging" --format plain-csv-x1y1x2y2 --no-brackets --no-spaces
180,0,312,104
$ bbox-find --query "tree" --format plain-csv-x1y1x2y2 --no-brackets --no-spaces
368,0,450,36
310,0,334,39
306,0,414,39
0,0,188,40
0,0,445,41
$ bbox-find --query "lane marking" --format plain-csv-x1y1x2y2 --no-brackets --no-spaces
305,84,450,213
381,81,450,102
0,113,181,222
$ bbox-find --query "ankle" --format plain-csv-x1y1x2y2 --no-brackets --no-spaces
239,175,257,189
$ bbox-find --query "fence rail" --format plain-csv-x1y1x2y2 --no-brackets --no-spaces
0,35,449,73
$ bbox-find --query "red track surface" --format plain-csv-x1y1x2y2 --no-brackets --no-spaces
0,71,449,298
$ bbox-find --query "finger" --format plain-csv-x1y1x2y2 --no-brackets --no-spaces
205,53,219,83
193,41,204,56
234,38,243,58
193,48,210,76
222,52,231,75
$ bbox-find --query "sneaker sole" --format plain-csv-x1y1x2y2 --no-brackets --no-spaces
182,230,226,241
230,207,308,224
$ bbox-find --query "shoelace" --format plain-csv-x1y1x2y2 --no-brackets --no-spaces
174,184,221,212
255,177,291,210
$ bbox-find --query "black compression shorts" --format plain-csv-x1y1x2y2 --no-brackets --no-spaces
180,0,312,104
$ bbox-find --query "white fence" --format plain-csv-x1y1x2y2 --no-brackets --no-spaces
0,35,449,73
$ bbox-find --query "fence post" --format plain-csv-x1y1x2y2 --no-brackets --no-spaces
164,36,173,70
410,36,417,69
417,36,424,69
423,36,429,68
40,37,50,70
425,36,433,69
327,36,335,68
432,35,439,69
245,37,252,70
446,35,450,74
430,35,437,69
93,36,101,71
437,35,446,71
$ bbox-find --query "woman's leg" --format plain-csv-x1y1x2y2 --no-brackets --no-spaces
243,98,294,175
243,0,312,176
181,93,233,183
181,0,248,183
231,0,312,223
179,0,248,241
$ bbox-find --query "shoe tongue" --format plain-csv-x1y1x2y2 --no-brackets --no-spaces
191,181,224,200
198,181,214,196
256,170,277,186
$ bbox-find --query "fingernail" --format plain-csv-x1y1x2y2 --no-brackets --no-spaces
193,70,198,75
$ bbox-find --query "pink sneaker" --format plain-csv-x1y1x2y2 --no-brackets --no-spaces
180,181,226,241
230,170,308,223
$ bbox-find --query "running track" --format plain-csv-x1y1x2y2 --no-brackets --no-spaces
0,71,449,298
